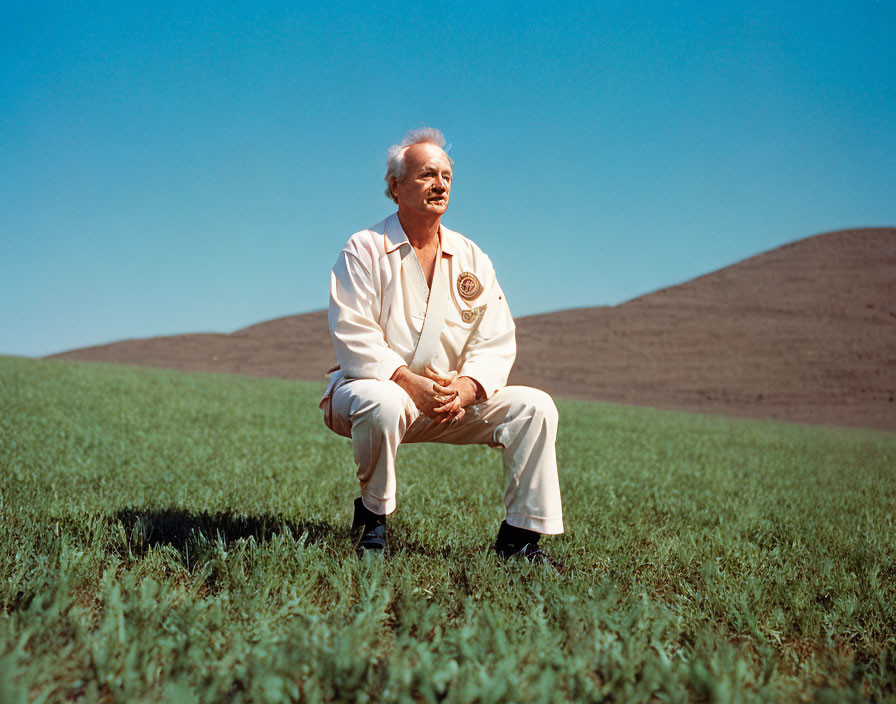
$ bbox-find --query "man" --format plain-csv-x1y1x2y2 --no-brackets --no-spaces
320,127,563,560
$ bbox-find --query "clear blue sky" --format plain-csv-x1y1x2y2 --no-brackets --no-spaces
2,1,894,357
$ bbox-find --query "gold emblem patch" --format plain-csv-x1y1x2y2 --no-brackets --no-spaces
457,272,483,300
461,305,487,323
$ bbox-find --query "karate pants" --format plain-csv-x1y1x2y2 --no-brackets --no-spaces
323,378,563,534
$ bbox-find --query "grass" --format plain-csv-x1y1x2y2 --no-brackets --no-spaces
1,354,894,703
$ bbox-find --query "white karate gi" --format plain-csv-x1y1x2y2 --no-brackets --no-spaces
321,213,563,534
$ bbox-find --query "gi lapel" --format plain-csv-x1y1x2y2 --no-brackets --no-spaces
409,240,449,374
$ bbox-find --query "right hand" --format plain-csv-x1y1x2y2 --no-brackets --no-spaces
390,366,458,420
425,368,479,424
390,366,444,419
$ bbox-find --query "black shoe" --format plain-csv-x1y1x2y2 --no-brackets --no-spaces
351,497,386,554
493,520,554,566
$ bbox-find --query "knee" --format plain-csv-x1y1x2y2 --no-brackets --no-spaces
506,386,559,426
529,388,559,426
366,398,406,434
351,383,411,434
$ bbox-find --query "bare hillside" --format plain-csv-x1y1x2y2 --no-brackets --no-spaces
50,228,896,431
512,227,896,430
52,312,332,380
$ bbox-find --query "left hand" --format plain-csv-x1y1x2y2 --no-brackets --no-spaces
424,368,481,424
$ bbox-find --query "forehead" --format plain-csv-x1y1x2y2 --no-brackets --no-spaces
404,143,451,171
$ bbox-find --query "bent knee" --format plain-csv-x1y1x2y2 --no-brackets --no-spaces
503,386,558,425
365,398,406,432
350,382,412,432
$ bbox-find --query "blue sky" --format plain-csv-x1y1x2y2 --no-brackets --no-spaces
2,1,894,357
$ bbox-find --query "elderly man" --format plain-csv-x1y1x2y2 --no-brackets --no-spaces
320,127,563,560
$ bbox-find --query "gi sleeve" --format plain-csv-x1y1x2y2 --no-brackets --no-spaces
329,249,407,381
457,274,516,399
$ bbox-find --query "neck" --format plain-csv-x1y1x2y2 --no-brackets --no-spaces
396,208,441,249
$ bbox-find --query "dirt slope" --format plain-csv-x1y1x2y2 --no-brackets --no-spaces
512,228,895,430
51,312,332,380
50,228,896,431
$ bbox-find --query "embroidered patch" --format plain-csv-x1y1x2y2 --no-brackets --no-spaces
461,305,487,323
457,272,483,300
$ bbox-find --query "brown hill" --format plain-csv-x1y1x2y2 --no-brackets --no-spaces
50,227,896,431
51,312,332,381
512,227,895,431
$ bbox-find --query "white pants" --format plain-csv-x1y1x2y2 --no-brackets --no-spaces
323,378,563,534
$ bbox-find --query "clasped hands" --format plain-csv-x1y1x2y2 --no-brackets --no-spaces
391,366,481,424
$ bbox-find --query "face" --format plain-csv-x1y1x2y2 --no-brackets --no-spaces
391,142,452,217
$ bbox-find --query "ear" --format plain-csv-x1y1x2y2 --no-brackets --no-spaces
389,176,399,201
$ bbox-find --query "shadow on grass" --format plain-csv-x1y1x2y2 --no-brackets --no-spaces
110,509,521,569
113,507,342,559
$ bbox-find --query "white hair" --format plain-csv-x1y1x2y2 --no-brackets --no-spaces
384,127,453,202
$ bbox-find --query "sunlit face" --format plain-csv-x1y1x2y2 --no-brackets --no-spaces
391,143,452,217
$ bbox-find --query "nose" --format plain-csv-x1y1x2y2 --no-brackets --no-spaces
433,174,447,190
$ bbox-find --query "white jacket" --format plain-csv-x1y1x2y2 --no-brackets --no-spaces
326,212,516,399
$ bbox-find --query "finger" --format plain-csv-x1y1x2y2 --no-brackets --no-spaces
424,367,451,385
435,393,459,408
434,395,463,413
432,382,455,395
434,400,458,414
439,407,465,425
430,383,459,405
430,368,456,382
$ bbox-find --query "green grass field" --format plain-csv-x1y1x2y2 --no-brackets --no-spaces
1,355,894,703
